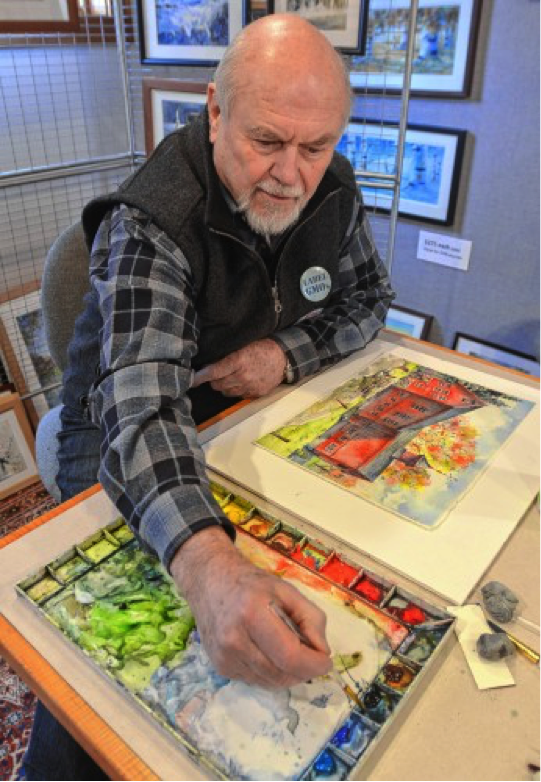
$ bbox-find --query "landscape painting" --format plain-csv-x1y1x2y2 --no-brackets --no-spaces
256,355,534,529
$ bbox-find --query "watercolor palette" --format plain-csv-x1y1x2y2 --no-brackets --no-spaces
17,487,454,781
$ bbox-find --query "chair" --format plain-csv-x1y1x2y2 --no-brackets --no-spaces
35,222,90,500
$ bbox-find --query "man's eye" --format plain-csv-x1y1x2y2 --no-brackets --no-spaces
255,139,279,148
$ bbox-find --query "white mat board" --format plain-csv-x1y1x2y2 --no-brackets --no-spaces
203,342,540,604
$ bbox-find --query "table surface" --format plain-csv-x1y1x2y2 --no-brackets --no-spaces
1,336,540,781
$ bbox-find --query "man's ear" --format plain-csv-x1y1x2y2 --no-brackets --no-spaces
207,83,221,143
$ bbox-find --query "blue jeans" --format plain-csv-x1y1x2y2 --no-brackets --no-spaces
21,408,105,781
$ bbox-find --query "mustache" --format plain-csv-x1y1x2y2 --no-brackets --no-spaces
256,180,305,199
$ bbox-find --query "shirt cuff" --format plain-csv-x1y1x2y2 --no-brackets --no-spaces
270,327,322,382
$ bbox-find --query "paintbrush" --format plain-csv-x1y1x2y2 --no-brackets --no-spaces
485,617,540,665
269,601,363,707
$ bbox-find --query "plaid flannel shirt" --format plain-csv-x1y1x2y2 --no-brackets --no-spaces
89,198,394,570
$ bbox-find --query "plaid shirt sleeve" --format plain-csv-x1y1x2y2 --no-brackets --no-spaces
270,197,395,382
88,205,235,571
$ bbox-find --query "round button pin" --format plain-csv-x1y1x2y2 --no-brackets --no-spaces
300,267,332,302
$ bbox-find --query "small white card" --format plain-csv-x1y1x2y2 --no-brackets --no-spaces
417,230,472,270
446,605,515,690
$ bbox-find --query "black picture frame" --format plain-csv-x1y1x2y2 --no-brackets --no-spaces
138,0,248,66
348,0,482,98
337,119,467,226
385,305,433,341
268,0,369,55
453,333,540,377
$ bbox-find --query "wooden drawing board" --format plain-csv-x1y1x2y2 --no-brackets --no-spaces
203,339,540,604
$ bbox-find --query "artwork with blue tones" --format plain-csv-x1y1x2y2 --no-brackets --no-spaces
336,121,466,225
155,0,229,46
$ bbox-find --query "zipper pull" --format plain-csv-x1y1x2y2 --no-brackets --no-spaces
272,286,283,315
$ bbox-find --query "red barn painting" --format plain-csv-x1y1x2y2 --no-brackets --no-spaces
310,371,485,481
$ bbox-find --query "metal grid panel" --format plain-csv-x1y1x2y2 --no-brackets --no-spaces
0,1,132,421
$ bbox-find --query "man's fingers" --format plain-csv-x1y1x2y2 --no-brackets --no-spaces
247,601,332,682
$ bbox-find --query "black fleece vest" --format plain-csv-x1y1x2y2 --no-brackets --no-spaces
82,110,359,369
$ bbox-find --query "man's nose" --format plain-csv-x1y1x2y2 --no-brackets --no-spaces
271,146,301,187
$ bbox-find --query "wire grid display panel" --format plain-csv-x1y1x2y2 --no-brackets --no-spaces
0,1,132,414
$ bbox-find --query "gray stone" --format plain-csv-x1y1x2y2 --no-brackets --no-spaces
476,632,515,661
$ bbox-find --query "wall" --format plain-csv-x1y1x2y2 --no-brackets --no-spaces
381,0,540,357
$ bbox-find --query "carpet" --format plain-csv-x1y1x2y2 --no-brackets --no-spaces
0,480,59,781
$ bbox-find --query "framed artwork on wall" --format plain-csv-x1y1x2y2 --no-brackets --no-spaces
337,120,466,226
0,392,38,501
137,0,247,65
0,290,62,423
453,334,540,377
0,0,80,33
269,0,369,54
348,0,482,98
143,78,207,155
385,305,433,340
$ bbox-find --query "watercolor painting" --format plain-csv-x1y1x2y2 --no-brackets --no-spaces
155,0,229,46
347,0,480,98
18,508,453,780
256,355,535,529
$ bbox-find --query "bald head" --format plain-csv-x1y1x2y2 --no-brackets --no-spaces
214,14,352,129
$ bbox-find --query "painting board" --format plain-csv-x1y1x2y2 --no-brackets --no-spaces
203,341,539,604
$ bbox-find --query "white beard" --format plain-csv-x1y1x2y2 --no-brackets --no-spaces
237,180,308,238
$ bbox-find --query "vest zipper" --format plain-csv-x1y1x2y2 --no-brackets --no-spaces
272,285,283,326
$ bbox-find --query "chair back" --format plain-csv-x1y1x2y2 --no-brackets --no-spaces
41,222,90,371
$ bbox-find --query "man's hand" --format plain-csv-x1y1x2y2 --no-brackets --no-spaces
192,339,287,398
170,528,332,688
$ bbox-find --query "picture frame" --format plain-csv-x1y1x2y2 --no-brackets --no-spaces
269,0,369,54
385,304,433,340
142,78,207,155
349,0,482,98
137,0,247,66
453,333,540,377
0,392,38,501
337,120,466,225
0,290,62,424
0,0,80,34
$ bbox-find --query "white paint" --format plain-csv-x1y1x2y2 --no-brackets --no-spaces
417,230,472,270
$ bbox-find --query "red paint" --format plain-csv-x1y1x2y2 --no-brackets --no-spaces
354,577,383,604
401,605,427,625
320,555,358,587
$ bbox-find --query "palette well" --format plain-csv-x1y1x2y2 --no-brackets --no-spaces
17,482,454,781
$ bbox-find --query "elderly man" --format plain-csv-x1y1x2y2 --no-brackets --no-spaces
22,13,394,780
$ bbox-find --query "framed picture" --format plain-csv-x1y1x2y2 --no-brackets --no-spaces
349,0,482,98
143,79,207,155
337,120,466,225
0,290,62,423
269,0,369,54
385,305,433,340
0,0,80,34
0,392,38,501
138,0,247,66
453,334,540,377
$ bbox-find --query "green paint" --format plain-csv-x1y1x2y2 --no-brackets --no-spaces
27,576,62,603
83,538,118,563
53,556,89,583
109,523,135,545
